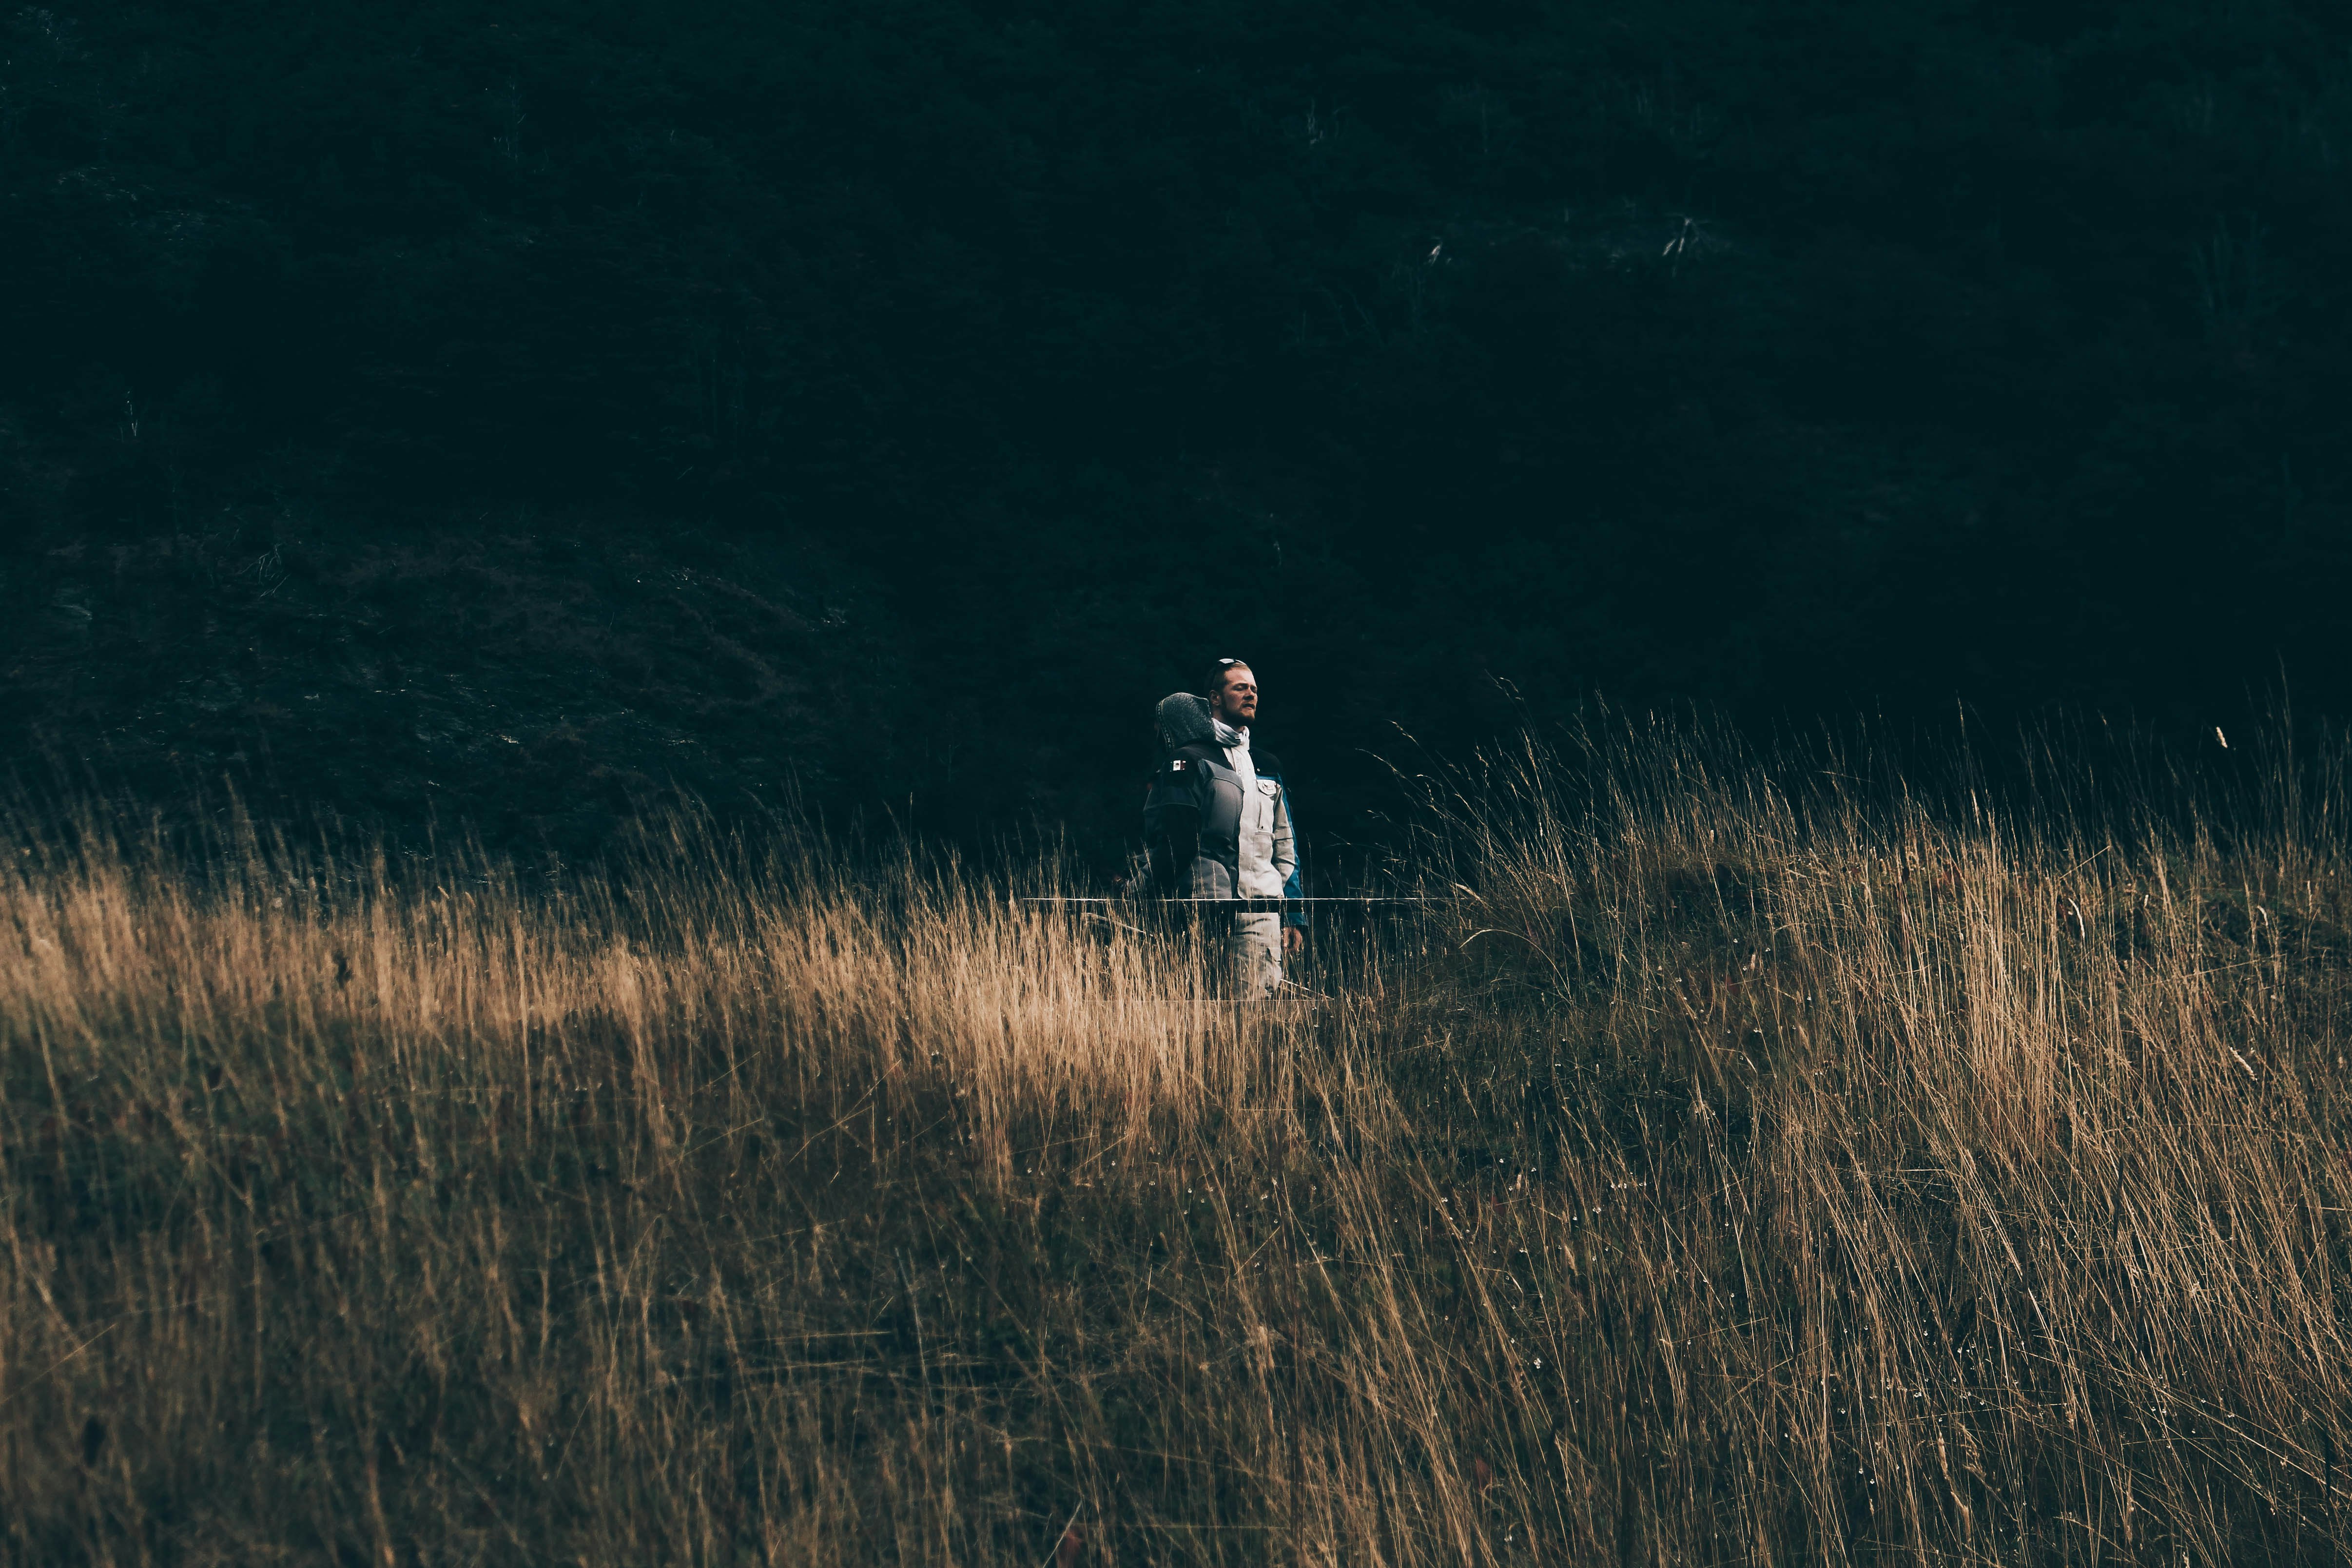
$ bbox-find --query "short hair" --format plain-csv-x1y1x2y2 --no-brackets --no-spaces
1205,657,1253,697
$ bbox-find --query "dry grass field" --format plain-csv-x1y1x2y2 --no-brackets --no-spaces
5,720,2351,1565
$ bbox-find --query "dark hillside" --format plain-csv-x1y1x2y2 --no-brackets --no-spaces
5,0,2350,852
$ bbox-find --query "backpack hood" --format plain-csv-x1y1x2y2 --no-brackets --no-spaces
1155,692,1217,753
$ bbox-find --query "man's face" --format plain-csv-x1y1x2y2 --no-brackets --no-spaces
1215,666,1258,725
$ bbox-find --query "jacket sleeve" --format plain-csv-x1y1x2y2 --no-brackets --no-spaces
1272,782,1304,926
1143,756,1203,897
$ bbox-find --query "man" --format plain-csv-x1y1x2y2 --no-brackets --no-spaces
1142,658,1305,995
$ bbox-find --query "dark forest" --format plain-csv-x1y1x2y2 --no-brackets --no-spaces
6,0,2349,855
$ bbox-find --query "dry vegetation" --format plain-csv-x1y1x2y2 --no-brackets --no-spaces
5,720,2352,1565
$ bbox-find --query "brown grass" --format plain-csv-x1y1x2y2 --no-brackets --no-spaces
4,720,2350,1565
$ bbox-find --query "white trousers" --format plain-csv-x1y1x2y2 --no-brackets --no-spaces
1229,912,1284,997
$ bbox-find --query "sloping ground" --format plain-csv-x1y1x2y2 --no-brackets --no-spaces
0,519,910,856
3,728,2351,1564
10,0,2352,842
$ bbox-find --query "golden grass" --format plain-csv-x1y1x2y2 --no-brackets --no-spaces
4,720,2350,1565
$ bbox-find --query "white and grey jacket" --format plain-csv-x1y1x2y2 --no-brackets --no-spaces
1142,693,1304,924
